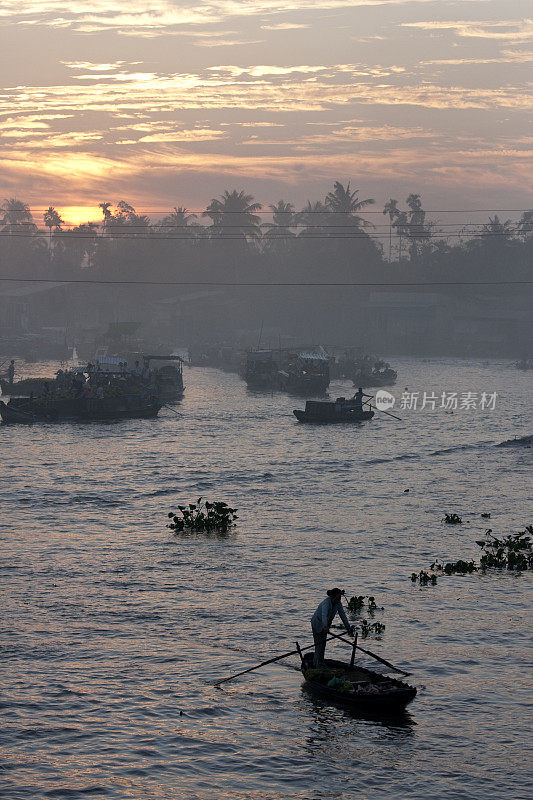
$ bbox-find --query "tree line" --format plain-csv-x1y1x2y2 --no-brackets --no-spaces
1,182,531,287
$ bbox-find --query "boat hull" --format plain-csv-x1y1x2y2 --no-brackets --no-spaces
301,653,416,712
294,407,374,424
0,397,162,425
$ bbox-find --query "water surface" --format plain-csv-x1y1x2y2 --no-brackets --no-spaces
1,358,532,799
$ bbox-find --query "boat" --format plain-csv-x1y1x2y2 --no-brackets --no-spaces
243,349,280,390
350,359,397,387
140,355,184,401
294,398,374,423
280,350,330,395
0,377,54,396
299,651,417,712
0,394,162,425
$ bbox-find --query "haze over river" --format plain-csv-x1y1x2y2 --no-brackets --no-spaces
1,358,532,800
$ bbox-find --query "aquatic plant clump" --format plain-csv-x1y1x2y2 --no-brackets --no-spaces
167,498,238,533
360,620,386,638
476,528,533,571
443,513,463,524
411,570,438,585
412,525,533,582
431,559,477,575
347,595,384,615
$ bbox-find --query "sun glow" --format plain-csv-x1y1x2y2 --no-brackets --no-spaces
31,206,103,226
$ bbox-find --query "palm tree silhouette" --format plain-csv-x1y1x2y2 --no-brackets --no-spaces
262,201,296,242
203,190,262,240
297,200,330,237
159,207,198,238
383,198,399,262
43,206,64,249
325,181,375,239
0,198,36,232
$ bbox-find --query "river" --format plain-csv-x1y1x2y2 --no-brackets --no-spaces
1,357,531,800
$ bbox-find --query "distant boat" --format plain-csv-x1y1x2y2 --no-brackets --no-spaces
243,349,279,390
294,397,374,423
280,350,330,395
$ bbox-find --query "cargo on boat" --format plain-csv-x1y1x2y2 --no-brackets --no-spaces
294,397,374,423
300,651,416,712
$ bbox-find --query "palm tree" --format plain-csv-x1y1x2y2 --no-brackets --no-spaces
203,190,262,240
392,210,409,262
0,198,36,232
383,199,399,262
297,200,330,237
325,181,375,240
405,194,430,260
516,211,533,240
43,206,64,248
159,206,198,239
481,215,514,241
262,201,296,241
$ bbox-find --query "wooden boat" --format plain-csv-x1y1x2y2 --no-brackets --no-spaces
280,351,330,395
300,651,416,711
0,377,52,396
294,398,374,423
0,395,162,425
243,349,280,390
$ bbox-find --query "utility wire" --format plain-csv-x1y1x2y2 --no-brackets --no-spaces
0,278,531,287
28,208,533,214
1,231,530,240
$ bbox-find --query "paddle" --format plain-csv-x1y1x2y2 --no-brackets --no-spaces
368,403,402,422
163,403,181,416
328,630,411,676
214,633,341,686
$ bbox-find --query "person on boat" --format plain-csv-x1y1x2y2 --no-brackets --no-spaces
7,360,15,384
311,588,353,667
352,387,371,410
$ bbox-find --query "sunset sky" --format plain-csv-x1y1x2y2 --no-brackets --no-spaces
0,0,531,224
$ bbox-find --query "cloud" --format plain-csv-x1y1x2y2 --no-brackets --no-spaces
260,23,310,30
402,19,533,43
0,0,490,37
2,64,530,120
422,49,533,66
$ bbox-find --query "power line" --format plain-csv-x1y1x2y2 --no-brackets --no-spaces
1,231,529,240
28,208,533,214
0,278,531,287
11,221,527,230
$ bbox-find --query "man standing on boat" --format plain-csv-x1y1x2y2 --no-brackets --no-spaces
6,359,15,385
311,588,353,667
352,387,371,410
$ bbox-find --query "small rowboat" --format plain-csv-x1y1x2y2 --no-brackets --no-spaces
300,651,417,711
293,398,374,424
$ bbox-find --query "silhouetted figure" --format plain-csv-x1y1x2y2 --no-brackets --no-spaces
311,588,352,667
353,387,371,410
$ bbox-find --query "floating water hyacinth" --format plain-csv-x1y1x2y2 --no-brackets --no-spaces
443,513,463,524
412,525,532,583
167,498,238,533
347,595,384,615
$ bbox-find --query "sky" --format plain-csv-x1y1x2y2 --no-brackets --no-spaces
0,0,531,224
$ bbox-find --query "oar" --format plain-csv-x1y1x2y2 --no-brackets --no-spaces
328,631,411,676
368,403,402,422
163,403,181,416
214,633,340,686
